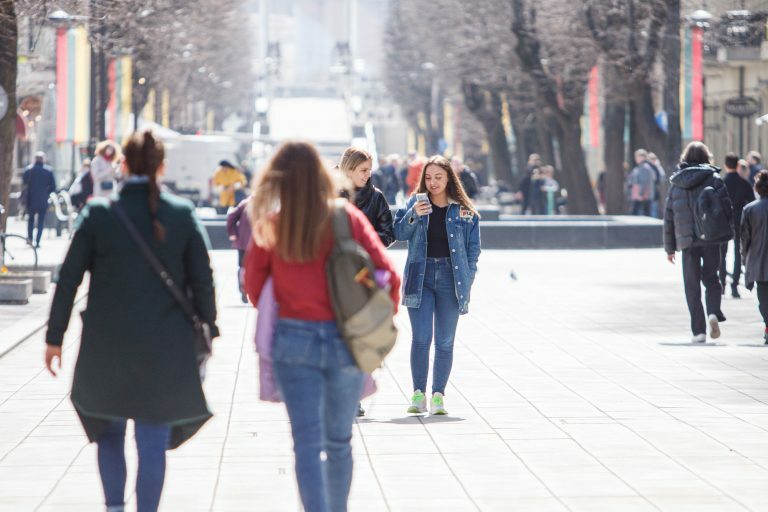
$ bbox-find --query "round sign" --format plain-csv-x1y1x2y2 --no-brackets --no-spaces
724,96,760,118
0,85,8,120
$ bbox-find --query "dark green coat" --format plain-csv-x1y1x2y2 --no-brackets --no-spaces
47,182,219,448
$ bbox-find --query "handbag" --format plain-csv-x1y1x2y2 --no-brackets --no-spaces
110,201,213,378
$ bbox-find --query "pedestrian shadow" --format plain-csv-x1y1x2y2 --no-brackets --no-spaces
358,416,466,425
736,344,768,348
658,342,727,347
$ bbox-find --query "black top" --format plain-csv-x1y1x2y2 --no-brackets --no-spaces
353,180,395,247
723,172,754,219
427,203,450,258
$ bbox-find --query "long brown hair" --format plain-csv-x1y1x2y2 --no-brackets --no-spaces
122,130,165,241
415,155,478,216
251,141,336,262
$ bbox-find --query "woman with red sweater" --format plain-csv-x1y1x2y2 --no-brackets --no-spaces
244,142,399,512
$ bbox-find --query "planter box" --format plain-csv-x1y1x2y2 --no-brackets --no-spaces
6,264,61,283
0,271,52,294
0,279,33,304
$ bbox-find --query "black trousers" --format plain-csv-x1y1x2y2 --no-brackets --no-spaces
682,245,725,335
757,282,768,327
26,208,47,246
720,241,742,288
632,200,651,216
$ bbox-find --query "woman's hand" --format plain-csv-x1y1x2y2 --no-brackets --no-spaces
45,345,62,377
413,201,432,216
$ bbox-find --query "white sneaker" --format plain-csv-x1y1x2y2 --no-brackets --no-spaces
691,333,706,343
407,390,427,414
430,392,448,415
708,315,720,339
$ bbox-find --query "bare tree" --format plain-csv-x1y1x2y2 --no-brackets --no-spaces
512,0,599,214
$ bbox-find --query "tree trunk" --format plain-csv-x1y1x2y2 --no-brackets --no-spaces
603,65,627,215
535,114,557,167
631,83,669,164
554,116,599,214
0,0,18,232
462,82,514,184
662,0,682,181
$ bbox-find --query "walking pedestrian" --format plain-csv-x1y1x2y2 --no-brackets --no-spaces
44,130,219,512
740,169,768,344
747,150,763,184
719,153,754,298
226,195,253,303
68,159,93,210
22,151,56,248
212,160,247,212
91,140,120,198
244,141,400,512
451,156,480,200
664,142,733,343
518,153,541,215
629,149,655,216
395,155,481,416
338,147,395,250
647,152,665,218
379,154,401,205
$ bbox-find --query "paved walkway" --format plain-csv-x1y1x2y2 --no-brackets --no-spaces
0,244,767,511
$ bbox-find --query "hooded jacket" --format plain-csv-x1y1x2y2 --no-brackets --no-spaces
663,163,733,254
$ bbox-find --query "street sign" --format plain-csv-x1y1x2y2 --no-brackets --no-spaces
0,85,8,120
724,96,760,118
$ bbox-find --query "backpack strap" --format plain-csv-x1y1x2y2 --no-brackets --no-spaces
331,199,353,244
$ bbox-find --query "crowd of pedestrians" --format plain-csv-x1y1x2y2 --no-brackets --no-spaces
664,142,768,344
41,131,482,512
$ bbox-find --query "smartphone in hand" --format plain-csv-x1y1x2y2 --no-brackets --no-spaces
415,193,432,214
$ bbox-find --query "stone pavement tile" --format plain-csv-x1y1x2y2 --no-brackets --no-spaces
647,494,750,512
561,496,658,512
0,497,42,512
362,433,437,455
385,498,478,511
474,497,568,512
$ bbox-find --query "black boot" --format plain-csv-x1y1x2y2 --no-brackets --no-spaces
732,284,741,299
357,403,365,417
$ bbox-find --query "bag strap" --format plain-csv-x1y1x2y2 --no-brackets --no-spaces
331,199,353,244
110,200,203,329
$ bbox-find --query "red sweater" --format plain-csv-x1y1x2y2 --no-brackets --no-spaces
244,203,401,321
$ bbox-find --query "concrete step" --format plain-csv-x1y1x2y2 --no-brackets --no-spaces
0,279,33,304
6,264,61,283
0,271,52,294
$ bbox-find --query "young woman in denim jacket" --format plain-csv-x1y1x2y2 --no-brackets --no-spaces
394,155,481,415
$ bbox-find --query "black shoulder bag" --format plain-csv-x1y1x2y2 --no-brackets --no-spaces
110,201,212,378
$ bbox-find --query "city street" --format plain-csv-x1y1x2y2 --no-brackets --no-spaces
1,242,767,511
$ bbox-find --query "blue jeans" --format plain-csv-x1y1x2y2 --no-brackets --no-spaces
27,208,46,246
97,420,170,512
273,319,364,512
408,258,460,395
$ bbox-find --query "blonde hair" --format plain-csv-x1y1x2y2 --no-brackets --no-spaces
338,147,372,175
250,141,336,262
415,155,478,216
95,140,120,160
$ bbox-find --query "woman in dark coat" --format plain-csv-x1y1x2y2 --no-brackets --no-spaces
44,130,219,512
339,147,395,248
741,169,768,344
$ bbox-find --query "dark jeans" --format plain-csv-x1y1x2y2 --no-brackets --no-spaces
408,258,460,395
757,282,768,327
26,208,47,246
632,200,651,216
97,420,171,512
720,241,742,288
682,245,725,335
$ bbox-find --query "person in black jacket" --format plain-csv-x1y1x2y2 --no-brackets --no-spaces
338,147,395,248
338,147,395,417
664,142,733,343
740,170,768,344
22,152,56,248
720,153,755,298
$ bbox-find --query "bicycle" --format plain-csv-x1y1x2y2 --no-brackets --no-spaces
0,204,39,272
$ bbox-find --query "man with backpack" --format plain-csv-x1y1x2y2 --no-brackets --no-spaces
664,142,733,343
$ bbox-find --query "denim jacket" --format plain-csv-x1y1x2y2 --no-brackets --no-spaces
394,196,481,314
